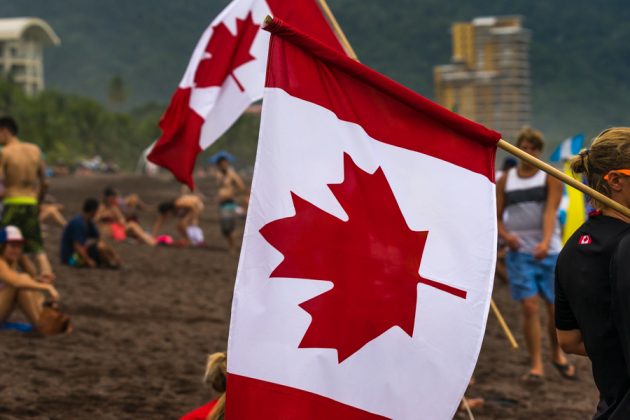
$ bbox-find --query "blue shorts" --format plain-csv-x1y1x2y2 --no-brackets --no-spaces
505,251,558,302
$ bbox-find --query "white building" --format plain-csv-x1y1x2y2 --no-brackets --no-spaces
0,18,60,95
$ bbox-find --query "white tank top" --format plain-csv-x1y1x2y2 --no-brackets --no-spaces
503,168,562,254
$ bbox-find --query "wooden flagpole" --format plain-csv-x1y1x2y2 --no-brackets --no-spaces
498,139,630,218
490,299,518,349
316,0,359,60
461,397,476,420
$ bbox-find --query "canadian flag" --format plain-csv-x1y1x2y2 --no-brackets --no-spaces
226,18,501,419
147,0,345,188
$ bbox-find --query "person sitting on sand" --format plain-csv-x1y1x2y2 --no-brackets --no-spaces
153,194,205,246
117,192,149,222
94,187,155,246
0,225,60,327
61,198,121,268
180,352,226,420
39,195,67,228
213,156,247,253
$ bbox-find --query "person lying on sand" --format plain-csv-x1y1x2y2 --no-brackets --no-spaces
39,203,67,228
118,192,149,222
38,193,67,228
60,198,121,268
180,352,226,420
94,187,155,246
153,194,205,246
0,226,60,327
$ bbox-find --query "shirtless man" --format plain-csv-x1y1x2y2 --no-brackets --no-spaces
0,116,54,281
153,194,204,245
214,157,247,252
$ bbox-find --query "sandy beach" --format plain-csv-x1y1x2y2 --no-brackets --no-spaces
0,174,598,419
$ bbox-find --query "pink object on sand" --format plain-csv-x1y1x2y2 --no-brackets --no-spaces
156,235,174,245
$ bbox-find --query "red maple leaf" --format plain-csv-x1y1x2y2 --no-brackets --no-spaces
260,153,467,363
194,13,259,92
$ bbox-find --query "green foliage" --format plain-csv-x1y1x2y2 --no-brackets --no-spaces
0,78,160,169
0,75,261,171
107,75,128,108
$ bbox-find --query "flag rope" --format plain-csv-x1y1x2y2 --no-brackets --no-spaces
316,0,358,60
499,139,630,218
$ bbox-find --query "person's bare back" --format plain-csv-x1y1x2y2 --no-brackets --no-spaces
0,117,53,279
175,194,204,213
0,141,43,199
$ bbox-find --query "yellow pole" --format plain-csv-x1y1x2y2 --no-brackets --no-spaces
490,299,518,349
498,139,630,218
316,0,359,60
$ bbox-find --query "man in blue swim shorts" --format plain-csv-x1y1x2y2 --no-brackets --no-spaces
496,128,576,382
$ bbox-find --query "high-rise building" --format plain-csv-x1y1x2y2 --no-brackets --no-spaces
434,16,531,141
0,18,60,96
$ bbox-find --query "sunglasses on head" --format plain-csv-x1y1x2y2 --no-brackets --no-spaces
603,169,630,181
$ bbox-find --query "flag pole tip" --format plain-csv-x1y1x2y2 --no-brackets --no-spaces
263,15,274,27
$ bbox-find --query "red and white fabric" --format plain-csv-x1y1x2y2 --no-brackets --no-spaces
226,18,501,419
147,0,344,188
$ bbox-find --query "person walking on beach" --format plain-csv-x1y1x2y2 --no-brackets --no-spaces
496,127,575,381
556,128,630,418
213,155,247,253
0,116,54,282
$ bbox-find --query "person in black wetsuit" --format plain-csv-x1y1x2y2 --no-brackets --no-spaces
555,127,630,419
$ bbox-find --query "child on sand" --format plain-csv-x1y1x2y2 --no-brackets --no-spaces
180,352,226,420
61,198,121,268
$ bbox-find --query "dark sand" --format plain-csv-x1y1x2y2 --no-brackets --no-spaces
0,174,598,419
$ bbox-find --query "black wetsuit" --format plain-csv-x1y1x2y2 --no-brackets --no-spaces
555,214,630,419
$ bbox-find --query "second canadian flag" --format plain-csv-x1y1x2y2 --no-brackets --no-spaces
148,0,346,188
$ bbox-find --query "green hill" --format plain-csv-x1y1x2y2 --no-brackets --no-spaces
0,0,629,147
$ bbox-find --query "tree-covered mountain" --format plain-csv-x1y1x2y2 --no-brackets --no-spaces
0,0,628,146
